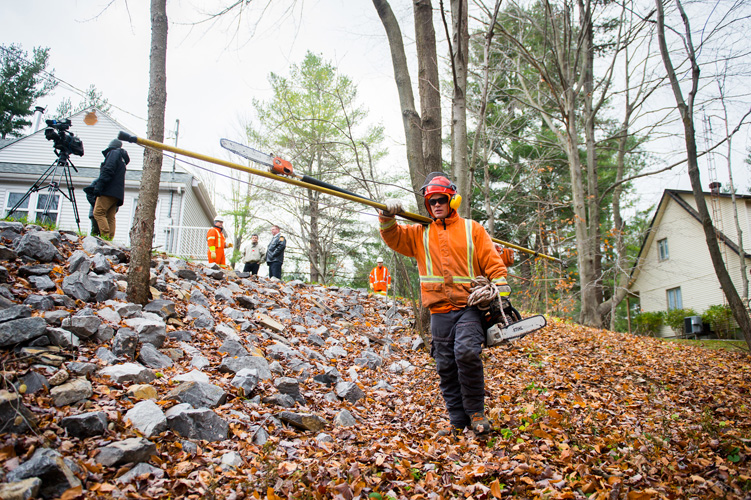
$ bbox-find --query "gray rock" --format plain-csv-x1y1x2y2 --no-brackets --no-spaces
168,329,193,342
50,377,92,406
334,409,357,427
218,355,271,379
215,322,241,341
114,302,142,318
0,266,8,283
61,271,96,301
218,338,248,357
0,477,41,500
22,294,55,311
220,451,243,470
96,437,157,467
100,363,156,384
267,341,301,360
143,299,176,319
67,361,97,376
97,307,121,324
355,351,383,370
0,305,32,324
274,377,302,401
67,250,91,274
0,390,36,433
115,462,164,485
91,253,111,273
61,411,108,438
206,268,224,280
214,287,234,302
112,328,138,358
28,275,56,291
335,381,365,404
307,333,325,347
262,393,297,408
324,345,348,359
166,406,228,441
174,369,210,384
230,368,259,396
125,400,167,437
15,371,49,395
96,324,115,343
6,448,80,499
124,317,167,348
43,309,70,326
87,273,118,302
236,295,259,309
166,381,228,409
177,268,198,281
279,411,327,432
138,343,174,369
189,290,210,307
0,317,48,348
0,245,18,261
14,233,60,263
315,432,334,443
17,264,51,278
61,314,102,340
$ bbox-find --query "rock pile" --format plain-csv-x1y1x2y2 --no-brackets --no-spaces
0,222,420,499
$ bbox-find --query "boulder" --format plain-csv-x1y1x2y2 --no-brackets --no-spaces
6,448,80,499
125,400,167,437
166,405,228,441
0,317,48,348
61,411,108,438
14,233,61,263
96,437,156,467
166,381,228,409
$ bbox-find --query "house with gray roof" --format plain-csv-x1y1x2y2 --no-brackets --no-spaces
0,108,219,260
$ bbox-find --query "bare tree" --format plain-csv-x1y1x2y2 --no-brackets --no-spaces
127,0,168,304
655,0,751,348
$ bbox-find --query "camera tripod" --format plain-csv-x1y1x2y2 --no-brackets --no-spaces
6,148,81,232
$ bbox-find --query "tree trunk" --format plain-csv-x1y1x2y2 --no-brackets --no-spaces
127,0,168,304
656,0,751,349
449,0,470,216
414,0,441,175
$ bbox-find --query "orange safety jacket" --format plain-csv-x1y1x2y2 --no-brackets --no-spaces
379,211,507,314
369,265,391,292
206,226,227,266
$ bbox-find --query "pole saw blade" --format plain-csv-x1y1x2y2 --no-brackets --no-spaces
486,315,547,346
220,138,274,168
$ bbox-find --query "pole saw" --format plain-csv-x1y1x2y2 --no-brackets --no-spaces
118,132,556,343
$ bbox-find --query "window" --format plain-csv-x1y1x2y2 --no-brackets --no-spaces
658,238,669,261
5,192,29,221
35,193,60,224
4,191,61,224
667,287,683,310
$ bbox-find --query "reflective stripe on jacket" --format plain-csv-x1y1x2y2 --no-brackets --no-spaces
379,211,507,313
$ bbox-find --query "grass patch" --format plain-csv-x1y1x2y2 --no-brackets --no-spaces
660,338,748,352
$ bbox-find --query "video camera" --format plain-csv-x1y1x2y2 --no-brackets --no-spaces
44,119,84,157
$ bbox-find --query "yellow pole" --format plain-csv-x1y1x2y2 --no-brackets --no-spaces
119,132,564,265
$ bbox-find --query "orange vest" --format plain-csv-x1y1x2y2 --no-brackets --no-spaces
369,265,391,292
379,211,507,313
207,226,227,266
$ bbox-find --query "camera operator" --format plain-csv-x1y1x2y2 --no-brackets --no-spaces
84,139,129,239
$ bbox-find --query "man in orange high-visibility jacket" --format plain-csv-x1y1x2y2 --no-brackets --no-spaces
369,257,391,293
378,173,510,436
207,216,232,266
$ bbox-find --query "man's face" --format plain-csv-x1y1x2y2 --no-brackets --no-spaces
377,262,383,268
271,226,279,236
215,221,223,229
251,235,258,244
428,194,450,219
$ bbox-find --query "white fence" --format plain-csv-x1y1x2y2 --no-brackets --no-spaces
159,225,232,262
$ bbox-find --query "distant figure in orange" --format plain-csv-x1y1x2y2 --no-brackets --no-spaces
207,216,232,266
494,243,514,267
369,257,391,293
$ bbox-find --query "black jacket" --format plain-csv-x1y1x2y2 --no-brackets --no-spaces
87,146,129,206
266,233,286,263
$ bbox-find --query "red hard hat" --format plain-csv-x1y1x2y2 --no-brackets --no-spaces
421,173,457,215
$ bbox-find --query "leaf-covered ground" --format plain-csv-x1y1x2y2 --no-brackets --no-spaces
1,232,750,500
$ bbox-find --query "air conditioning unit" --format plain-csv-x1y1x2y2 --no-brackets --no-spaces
684,315,703,336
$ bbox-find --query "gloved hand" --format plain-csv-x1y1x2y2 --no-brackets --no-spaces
387,284,392,290
369,283,374,290
497,277,511,297
226,242,233,248
209,250,216,260
380,199,403,217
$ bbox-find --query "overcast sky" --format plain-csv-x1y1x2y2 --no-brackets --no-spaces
3,0,751,223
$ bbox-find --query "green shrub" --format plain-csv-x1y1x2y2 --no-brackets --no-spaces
634,311,664,336
702,305,736,339
663,308,698,336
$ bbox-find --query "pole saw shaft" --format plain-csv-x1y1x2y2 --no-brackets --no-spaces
118,131,564,265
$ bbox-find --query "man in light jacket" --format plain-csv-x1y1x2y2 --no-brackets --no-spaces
242,233,266,275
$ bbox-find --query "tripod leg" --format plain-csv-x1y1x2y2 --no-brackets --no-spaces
61,161,81,232
5,161,58,220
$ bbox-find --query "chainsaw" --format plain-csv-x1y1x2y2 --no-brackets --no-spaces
482,297,547,346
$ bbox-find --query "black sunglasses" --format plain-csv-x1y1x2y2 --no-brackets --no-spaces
428,196,449,206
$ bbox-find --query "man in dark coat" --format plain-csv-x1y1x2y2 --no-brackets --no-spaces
85,138,129,239
266,225,286,279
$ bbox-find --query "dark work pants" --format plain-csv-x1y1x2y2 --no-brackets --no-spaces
268,261,282,279
243,262,260,275
430,307,486,428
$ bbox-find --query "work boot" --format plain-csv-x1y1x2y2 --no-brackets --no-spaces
469,411,492,435
435,426,464,439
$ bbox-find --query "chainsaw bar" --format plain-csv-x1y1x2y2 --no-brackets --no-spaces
486,314,547,346
220,138,274,167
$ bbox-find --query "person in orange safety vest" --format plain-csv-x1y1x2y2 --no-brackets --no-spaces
378,172,510,437
207,216,232,266
369,257,391,293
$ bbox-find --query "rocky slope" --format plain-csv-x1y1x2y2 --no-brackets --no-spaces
0,221,749,500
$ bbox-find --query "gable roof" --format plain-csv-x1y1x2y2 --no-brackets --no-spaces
628,189,751,286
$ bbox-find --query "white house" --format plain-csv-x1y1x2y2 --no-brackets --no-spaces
628,188,751,337
0,108,220,260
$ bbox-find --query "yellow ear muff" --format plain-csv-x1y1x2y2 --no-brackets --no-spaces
450,194,462,210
